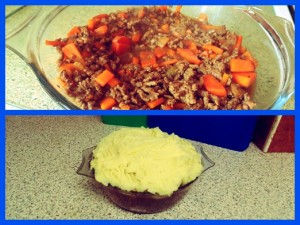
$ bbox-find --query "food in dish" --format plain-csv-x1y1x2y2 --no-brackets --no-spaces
90,127,203,196
46,6,258,110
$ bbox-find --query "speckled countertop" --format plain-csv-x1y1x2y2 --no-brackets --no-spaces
5,6,294,110
6,116,294,219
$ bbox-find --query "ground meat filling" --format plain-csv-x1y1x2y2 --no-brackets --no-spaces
50,6,257,110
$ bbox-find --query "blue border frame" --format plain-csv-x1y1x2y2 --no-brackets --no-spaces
3,1,298,224
2,2,6,223
3,1,298,5
4,110,297,116
1,220,299,224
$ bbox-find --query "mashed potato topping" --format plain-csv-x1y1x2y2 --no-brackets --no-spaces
90,127,203,196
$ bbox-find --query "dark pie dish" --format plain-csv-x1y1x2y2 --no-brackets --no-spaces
77,145,215,214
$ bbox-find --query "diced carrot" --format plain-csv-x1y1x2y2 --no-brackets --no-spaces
229,58,255,72
120,105,130,110
112,43,131,56
159,6,168,11
202,44,224,55
112,36,132,55
232,72,257,88
131,31,141,43
159,59,178,66
95,25,108,35
203,74,227,97
87,14,108,30
234,35,247,54
108,77,121,87
140,51,157,68
174,102,186,109
147,97,164,109
59,64,75,74
153,63,159,69
66,39,74,44
167,48,176,57
220,73,230,86
175,6,182,13
87,19,97,30
62,54,68,61
160,24,170,33
100,97,117,110
67,26,81,37
138,8,146,18
45,40,66,47
242,51,259,68
117,12,128,19
198,13,208,23
95,69,115,87
184,40,198,51
154,47,167,58
234,35,243,50
92,14,108,20
209,53,217,59
87,17,103,30
132,57,140,64
241,51,251,58
177,48,201,65
200,24,225,31
61,43,84,64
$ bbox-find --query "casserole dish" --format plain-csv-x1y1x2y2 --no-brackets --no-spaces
6,6,294,109
77,145,215,213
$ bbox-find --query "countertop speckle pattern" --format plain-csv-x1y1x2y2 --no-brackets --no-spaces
5,48,61,110
6,116,294,219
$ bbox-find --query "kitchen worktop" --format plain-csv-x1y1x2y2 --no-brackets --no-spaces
6,116,294,219
5,6,295,110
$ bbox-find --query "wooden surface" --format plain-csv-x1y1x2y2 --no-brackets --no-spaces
252,116,294,153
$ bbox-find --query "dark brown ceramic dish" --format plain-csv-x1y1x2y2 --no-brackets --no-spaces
77,146,215,214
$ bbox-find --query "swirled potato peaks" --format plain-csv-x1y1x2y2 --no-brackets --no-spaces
90,127,203,196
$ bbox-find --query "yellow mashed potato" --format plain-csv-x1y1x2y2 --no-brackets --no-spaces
90,127,203,196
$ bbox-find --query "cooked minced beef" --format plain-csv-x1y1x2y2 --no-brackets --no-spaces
47,6,257,110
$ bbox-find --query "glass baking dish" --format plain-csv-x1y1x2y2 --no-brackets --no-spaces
5,6,294,110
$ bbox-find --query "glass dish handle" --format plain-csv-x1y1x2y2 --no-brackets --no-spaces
77,146,96,178
6,6,41,61
199,147,215,172
5,6,59,63
244,7,295,108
